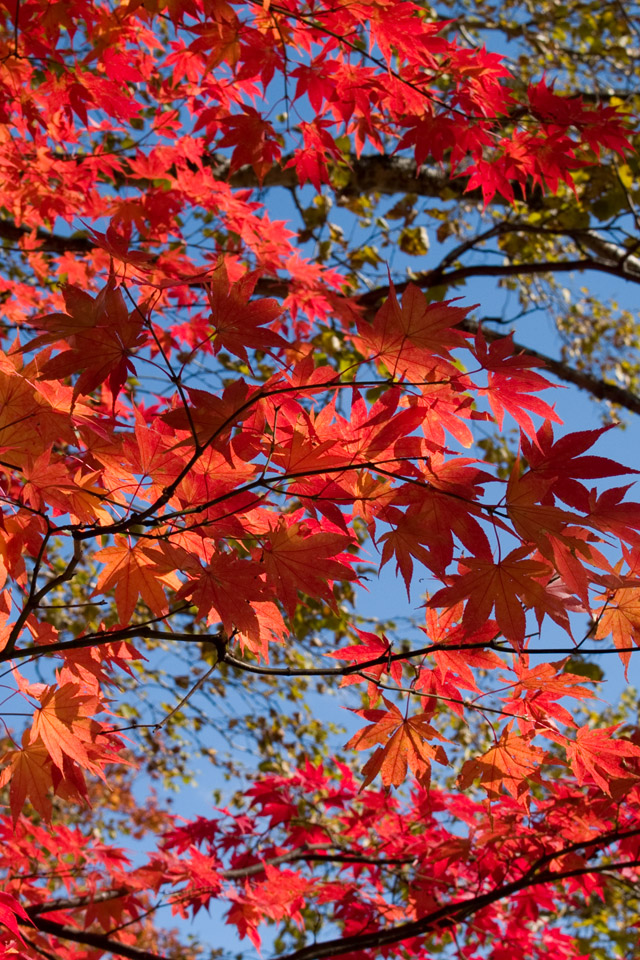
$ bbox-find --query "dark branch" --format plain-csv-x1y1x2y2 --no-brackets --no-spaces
26,916,170,960
4,616,640,668
358,259,640,312
221,850,415,880
0,217,93,254
225,153,468,202
26,888,129,916
271,858,640,960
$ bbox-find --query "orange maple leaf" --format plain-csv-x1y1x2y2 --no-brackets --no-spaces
93,537,181,624
261,520,356,618
175,551,269,640
30,682,100,771
457,723,547,801
428,546,568,647
0,733,53,822
345,697,448,789
22,450,111,524
506,659,595,701
0,352,77,466
499,659,596,730
594,586,640,677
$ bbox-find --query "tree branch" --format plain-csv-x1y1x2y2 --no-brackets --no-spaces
4,193,640,415
26,888,129,916
357,259,640,313
0,217,93,254
271,857,640,960
220,850,415,880
26,916,171,960
5,616,640,669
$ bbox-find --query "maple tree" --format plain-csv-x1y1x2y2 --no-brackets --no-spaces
0,1,640,959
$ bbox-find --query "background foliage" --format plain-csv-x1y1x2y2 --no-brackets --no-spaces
0,1,640,959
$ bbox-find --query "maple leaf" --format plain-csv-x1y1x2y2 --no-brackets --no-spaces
428,546,566,647
457,724,547,801
0,733,53,822
566,725,640,794
217,107,282,182
333,385,427,466
378,487,493,594
521,420,637,512
269,427,347,476
0,890,31,944
226,866,312,949
171,548,270,643
85,219,153,268
527,79,631,149
161,378,254,448
0,351,77,465
586,485,640,545
101,412,183,503
506,659,595,703
189,8,241,71
30,682,100,771
464,155,517,205
475,332,562,441
60,640,142,694
325,629,403,698
260,520,357,618
423,608,503,693
345,697,448,789
378,515,439,596
25,278,147,406
505,463,581,548
206,261,285,362
594,586,640,677
21,449,111,524
355,281,470,380
500,659,595,732
285,119,344,192
93,538,181,624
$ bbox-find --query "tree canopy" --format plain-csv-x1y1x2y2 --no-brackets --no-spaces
1,2,640,960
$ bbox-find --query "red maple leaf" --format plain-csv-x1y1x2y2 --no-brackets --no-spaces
325,629,403,696
206,261,285,362
475,331,562,440
0,890,31,944
566,725,640,794
24,279,147,406
217,107,282,183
